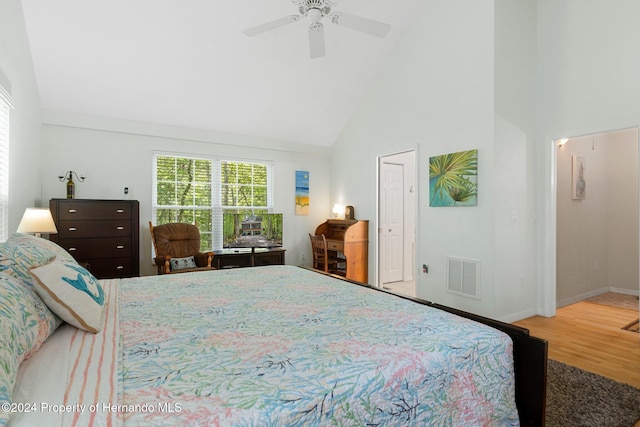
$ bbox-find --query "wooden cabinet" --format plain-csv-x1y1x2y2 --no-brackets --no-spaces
315,219,368,283
214,248,286,269
49,199,140,279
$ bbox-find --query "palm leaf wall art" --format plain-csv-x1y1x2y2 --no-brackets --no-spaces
429,149,478,207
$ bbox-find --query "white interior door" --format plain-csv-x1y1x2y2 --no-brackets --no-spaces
380,161,404,284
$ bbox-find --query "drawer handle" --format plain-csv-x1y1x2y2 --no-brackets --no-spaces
68,209,77,213
69,227,77,231
116,226,125,230
68,247,77,251
116,266,124,270
116,209,124,213
116,245,124,249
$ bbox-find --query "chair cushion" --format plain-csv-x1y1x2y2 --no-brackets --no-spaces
152,223,201,258
169,256,197,271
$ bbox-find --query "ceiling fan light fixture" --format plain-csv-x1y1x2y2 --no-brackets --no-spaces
243,0,391,58
307,8,323,23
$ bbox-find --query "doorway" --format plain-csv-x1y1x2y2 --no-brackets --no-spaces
377,150,416,296
549,127,640,315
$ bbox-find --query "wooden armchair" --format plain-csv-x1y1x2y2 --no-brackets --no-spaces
149,222,215,274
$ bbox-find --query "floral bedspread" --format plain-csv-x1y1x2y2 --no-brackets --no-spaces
117,265,519,426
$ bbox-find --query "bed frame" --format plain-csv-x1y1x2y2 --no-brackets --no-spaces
308,268,548,427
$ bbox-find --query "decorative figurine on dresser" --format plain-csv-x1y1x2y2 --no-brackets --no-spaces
49,199,140,279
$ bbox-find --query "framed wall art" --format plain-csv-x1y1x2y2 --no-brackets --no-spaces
295,170,309,215
572,156,586,200
429,149,478,207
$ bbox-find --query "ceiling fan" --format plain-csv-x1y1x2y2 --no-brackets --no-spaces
243,0,391,58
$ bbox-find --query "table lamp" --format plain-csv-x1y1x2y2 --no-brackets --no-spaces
16,208,58,238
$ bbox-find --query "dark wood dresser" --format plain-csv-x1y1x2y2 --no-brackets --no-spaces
49,199,140,279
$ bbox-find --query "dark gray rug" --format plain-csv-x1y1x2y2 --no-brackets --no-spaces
547,359,640,426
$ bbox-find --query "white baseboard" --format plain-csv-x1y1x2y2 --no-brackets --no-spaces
500,308,539,324
609,286,640,297
557,286,639,308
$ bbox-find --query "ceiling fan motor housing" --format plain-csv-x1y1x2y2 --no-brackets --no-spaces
296,0,333,18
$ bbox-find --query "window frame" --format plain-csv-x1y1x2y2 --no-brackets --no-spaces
0,85,15,242
152,152,274,251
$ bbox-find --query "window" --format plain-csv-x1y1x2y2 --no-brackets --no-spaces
153,154,273,250
0,86,14,242
221,161,270,213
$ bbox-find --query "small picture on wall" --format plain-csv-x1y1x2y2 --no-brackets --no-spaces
295,170,309,215
429,149,478,207
572,156,586,199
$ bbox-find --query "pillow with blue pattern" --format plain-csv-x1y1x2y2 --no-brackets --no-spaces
29,259,105,334
8,233,77,265
0,239,55,285
0,274,58,426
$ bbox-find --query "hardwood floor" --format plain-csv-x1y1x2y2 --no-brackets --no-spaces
513,301,640,389
382,280,415,297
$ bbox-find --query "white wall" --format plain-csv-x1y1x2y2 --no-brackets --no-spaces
39,114,332,276
607,129,639,293
0,0,44,234
556,134,610,303
332,0,541,321
493,0,538,321
556,129,638,305
537,0,640,313
332,0,500,317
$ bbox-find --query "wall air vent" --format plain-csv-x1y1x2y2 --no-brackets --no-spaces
446,257,480,299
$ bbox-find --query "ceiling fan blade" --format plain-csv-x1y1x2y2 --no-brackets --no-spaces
308,22,326,59
330,12,391,37
243,15,301,37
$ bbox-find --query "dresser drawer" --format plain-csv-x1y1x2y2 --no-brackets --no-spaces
57,220,133,238
85,257,133,279
50,199,140,278
326,240,344,251
58,237,132,259
57,201,133,220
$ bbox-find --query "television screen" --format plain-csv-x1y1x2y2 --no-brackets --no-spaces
223,213,283,248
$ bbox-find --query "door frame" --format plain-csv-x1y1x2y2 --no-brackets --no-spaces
541,124,640,317
376,149,417,289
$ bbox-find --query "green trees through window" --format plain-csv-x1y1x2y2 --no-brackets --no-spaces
154,155,272,250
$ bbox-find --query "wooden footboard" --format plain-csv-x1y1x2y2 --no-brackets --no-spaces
305,268,548,426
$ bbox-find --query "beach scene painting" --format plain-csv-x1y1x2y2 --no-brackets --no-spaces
295,170,309,215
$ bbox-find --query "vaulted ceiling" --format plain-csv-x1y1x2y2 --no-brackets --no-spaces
21,0,422,147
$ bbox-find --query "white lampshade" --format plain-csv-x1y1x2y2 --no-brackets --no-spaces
17,208,58,237
332,203,344,219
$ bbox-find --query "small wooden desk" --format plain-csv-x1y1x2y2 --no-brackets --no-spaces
315,219,368,283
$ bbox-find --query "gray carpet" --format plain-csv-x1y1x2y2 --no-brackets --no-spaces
547,359,640,426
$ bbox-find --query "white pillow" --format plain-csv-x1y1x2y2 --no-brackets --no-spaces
169,255,197,271
29,260,105,333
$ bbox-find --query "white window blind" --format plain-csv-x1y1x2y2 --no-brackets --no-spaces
152,153,273,251
0,86,15,242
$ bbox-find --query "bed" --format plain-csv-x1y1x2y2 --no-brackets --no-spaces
0,234,547,427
